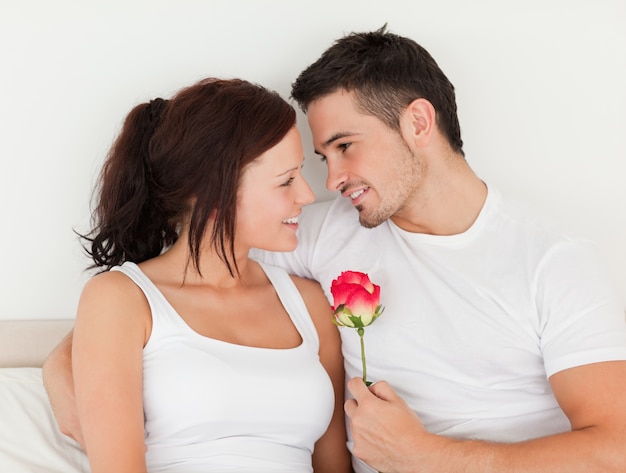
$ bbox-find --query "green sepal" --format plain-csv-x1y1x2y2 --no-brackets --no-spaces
348,315,365,328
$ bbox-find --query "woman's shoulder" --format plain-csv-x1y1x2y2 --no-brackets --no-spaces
77,267,152,342
288,274,325,299
84,266,136,291
289,275,333,328
80,266,148,311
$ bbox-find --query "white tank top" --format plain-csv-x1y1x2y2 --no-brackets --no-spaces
111,261,334,473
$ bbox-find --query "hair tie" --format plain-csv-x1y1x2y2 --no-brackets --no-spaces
148,98,168,124
144,98,168,184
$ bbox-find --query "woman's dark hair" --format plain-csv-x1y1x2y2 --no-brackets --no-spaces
81,78,296,276
291,24,464,155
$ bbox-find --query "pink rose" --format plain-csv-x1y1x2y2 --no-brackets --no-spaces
331,271,383,328
330,270,384,385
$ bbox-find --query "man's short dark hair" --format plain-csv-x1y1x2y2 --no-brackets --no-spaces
291,25,464,155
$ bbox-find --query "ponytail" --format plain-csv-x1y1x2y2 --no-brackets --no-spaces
80,98,178,270
79,78,296,276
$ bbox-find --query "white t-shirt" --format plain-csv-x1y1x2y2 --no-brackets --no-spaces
252,187,626,473
112,261,334,473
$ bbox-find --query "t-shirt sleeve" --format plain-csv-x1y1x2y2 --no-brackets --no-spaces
536,239,626,377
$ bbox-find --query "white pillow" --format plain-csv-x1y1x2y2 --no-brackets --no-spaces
0,368,90,473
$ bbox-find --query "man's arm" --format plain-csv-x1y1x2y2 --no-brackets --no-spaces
345,360,626,473
42,329,85,449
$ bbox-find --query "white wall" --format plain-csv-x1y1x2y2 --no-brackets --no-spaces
1,0,624,320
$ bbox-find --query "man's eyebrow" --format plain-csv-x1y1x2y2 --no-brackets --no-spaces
314,131,355,155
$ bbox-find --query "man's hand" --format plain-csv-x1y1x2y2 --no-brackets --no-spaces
345,377,449,472
42,330,86,450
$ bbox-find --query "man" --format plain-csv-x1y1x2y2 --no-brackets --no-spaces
254,26,626,472
45,26,626,472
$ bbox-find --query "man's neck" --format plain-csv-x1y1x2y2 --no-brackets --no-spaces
390,163,488,236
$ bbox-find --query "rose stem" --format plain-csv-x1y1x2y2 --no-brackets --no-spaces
357,327,367,384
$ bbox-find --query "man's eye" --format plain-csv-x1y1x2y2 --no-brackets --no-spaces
319,156,327,163
338,143,351,152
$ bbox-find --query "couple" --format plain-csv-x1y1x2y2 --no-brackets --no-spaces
44,26,626,473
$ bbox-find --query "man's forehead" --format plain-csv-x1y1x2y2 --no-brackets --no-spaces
308,88,356,111
307,92,359,135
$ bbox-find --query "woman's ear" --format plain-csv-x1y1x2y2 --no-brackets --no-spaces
400,98,436,148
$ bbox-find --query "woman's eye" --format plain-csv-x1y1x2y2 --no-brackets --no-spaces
281,177,295,187
338,143,351,152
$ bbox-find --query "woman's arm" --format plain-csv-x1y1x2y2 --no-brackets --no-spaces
72,271,151,473
293,276,353,473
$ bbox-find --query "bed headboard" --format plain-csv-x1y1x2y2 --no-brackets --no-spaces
0,319,74,368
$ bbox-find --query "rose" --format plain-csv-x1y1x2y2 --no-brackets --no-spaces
330,271,384,385
331,271,383,328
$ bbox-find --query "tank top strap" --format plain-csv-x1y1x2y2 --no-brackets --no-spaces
257,261,320,353
111,261,321,353
110,261,183,337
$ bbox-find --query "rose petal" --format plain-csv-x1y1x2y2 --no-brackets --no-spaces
331,271,383,328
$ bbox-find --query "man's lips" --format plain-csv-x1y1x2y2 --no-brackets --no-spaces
343,187,369,204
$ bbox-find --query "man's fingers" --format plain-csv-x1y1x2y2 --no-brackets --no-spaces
347,377,399,403
368,380,396,401
346,377,372,400
344,398,357,418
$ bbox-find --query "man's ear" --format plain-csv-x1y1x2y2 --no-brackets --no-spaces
400,98,436,147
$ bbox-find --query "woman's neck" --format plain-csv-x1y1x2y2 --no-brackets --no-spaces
140,237,258,289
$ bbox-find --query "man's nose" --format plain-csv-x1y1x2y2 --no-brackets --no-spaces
325,161,348,192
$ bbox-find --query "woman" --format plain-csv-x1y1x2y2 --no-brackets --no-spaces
65,78,350,472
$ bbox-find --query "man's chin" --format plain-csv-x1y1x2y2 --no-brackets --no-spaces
357,210,386,229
